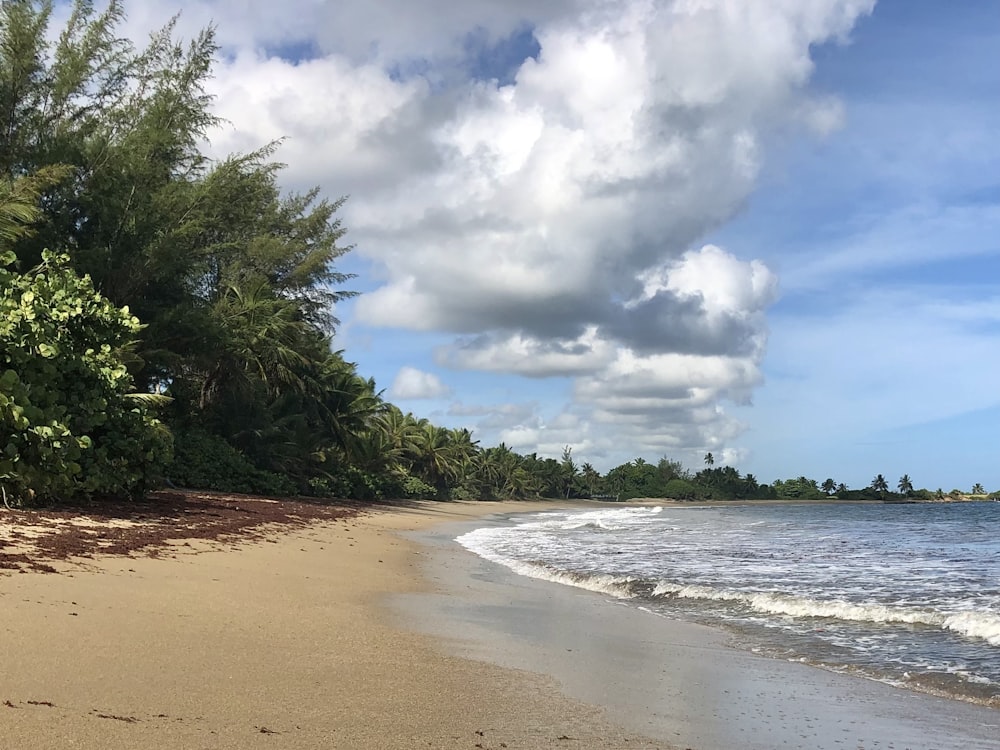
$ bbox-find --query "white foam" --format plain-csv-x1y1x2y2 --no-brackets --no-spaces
502,559,637,598
651,582,1000,647
457,525,636,599
943,611,1000,647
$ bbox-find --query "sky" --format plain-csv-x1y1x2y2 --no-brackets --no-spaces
90,0,1000,490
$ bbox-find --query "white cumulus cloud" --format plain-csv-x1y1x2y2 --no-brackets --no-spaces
388,366,452,400
116,0,875,465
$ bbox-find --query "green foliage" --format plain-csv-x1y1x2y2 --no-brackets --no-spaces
898,474,914,495
0,250,170,504
397,473,438,499
871,474,890,496
773,476,825,500
167,429,295,496
662,478,701,500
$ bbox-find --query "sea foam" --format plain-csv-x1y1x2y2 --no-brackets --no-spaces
651,582,1000,647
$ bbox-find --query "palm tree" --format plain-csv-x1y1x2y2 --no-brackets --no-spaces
837,482,848,494
897,474,913,496
971,483,985,495
581,462,601,497
291,353,385,465
410,422,474,494
561,446,580,498
704,452,715,467
0,167,71,249
871,474,889,499
371,406,422,465
200,280,312,410
821,478,837,496
449,427,480,490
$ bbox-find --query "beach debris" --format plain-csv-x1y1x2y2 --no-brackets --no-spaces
94,712,138,723
0,490,361,574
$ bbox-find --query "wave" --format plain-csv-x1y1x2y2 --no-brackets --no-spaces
495,559,637,598
551,506,664,532
457,526,638,598
651,582,1000,647
457,508,1000,650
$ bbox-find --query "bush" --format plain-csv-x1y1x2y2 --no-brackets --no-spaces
168,429,296,496
397,473,438,499
0,251,171,504
662,478,702,500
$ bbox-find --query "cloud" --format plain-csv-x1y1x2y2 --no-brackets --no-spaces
388,366,452,400
118,0,875,465
448,401,539,430
437,326,615,377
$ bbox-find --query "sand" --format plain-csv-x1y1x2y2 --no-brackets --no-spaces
0,499,667,749
2,498,999,750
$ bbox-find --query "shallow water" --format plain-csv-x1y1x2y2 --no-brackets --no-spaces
457,501,1000,707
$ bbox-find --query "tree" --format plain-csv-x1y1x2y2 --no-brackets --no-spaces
560,446,580,498
897,474,913,496
704,452,715,467
657,457,686,482
971,483,985,495
821,478,837,496
871,474,889,498
0,1,366,497
581,462,602,497
773,476,824,500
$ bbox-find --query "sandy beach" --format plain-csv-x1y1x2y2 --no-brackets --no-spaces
0,498,666,749
2,497,999,749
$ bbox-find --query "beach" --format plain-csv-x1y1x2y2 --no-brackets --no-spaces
0,498,665,749
2,498,999,749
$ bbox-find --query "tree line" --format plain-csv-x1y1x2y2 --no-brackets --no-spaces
1,2,993,507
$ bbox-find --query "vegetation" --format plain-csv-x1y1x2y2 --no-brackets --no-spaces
0,247,170,503
0,2,993,507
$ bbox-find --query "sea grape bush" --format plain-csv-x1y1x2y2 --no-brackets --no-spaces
0,250,171,505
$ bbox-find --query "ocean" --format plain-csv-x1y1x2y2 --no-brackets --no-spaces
456,501,1000,708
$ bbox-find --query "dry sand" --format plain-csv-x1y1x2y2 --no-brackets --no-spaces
0,499,668,749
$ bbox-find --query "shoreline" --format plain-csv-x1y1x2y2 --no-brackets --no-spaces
393,501,1000,750
2,497,998,749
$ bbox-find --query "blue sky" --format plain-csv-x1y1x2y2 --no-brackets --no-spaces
118,0,1000,490
717,0,1000,489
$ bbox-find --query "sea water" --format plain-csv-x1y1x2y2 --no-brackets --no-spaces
456,502,1000,708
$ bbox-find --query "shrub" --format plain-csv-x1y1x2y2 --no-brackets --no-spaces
0,251,171,504
168,429,296,496
663,478,701,500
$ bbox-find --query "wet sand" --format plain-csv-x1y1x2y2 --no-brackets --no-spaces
2,498,998,749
